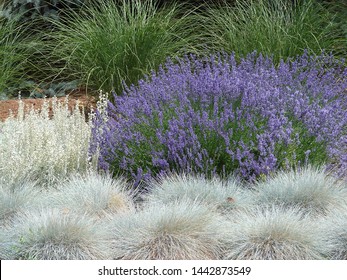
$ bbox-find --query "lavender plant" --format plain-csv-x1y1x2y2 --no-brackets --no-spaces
90,52,347,186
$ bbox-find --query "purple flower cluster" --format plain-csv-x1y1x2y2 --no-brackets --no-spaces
90,52,347,185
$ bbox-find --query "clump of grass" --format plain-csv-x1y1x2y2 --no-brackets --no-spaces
200,0,345,62
0,181,47,228
48,0,198,95
145,172,253,213
5,209,111,260
0,229,10,259
319,205,347,260
252,166,347,217
0,16,38,98
109,200,229,260
0,97,97,188
52,172,135,218
223,206,325,260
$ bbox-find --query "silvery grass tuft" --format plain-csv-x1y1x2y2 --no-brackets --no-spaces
319,205,347,260
51,171,135,219
252,166,347,217
199,0,346,62
0,229,9,259
47,0,199,94
0,96,97,188
145,172,253,214
0,181,48,228
4,208,111,260
109,200,229,260
223,206,325,260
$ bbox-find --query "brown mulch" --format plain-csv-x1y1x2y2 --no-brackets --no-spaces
0,88,98,122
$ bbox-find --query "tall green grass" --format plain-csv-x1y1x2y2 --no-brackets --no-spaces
199,0,346,62
47,0,199,95
0,16,37,98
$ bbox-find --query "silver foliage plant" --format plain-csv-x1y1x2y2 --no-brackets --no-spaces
108,200,230,260
4,208,112,260
0,96,98,188
51,171,135,219
252,166,347,217
222,206,326,260
144,172,254,214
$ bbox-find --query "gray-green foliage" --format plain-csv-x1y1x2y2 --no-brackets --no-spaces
223,206,325,260
2,80,79,100
0,97,96,189
109,200,229,260
319,205,347,260
5,209,112,260
0,181,47,228
52,172,135,218
252,166,347,217
0,0,88,21
145,173,253,214
47,0,199,94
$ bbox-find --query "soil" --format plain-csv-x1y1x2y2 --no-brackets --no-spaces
0,88,98,122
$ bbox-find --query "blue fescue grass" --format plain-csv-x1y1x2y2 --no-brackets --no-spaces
51,172,135,219
319,205,347,260
0,181,48,228
4,209,112,260
252,166,347,217
144,172,253,214
108,199,230,260
222,206,325,260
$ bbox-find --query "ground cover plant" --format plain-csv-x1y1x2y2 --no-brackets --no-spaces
51,172,135,219
199,0,346,62
252,166,347,217
222,206,325,260
0,164,346,259
108,200,229,260
319,205,347,259
145,172,253,214
3,209,112,260
0,181,48,228
90,51,347,187
46,0,198,95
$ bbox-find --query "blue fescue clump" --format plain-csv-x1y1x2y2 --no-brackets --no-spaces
90,52,347,185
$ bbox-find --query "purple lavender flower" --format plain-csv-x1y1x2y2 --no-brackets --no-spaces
90,52,347,186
